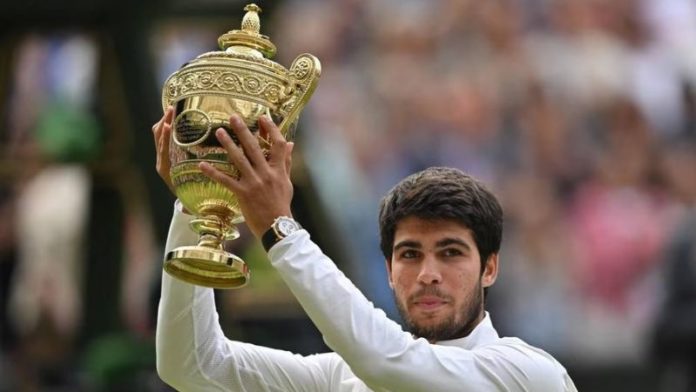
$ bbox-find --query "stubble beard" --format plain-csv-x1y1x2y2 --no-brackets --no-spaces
395,279,484,342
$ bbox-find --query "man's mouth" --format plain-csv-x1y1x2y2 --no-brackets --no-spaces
413,296,448,311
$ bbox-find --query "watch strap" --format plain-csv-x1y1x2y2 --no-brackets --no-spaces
261,225,280,252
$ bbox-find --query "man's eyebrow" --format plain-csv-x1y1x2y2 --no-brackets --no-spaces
393,240,421,251
436,238,472,251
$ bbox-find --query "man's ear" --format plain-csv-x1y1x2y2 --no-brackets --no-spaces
481,253,499,288
385,258,394,289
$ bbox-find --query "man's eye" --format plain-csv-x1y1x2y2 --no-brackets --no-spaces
400,250,419,259
442,248,463,257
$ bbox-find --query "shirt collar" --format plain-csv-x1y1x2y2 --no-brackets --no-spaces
435,312,499,350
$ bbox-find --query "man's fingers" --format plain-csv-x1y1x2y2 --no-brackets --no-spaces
261,115,286,144
199,162,240,192
152,119,163,147
260,115,288,166
215,128,254,177
152,119,161,135
153,107,175,150
161,123,172,162
153,107,174,132
230,115,266,167
285,142,294,174
152,107,176,194
163,106,175,126
259,116,270,141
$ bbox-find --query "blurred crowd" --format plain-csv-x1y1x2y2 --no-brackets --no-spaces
271,0,696,371
1,0,696,390
0,32,161,390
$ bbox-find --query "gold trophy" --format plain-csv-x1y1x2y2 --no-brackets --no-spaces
161,3,321,289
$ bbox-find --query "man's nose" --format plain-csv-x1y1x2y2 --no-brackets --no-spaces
417,257,442,285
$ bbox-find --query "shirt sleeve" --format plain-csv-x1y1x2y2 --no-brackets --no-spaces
268,230,576,392
155,202,336,392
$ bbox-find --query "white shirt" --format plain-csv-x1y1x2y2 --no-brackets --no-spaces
157,203,578,391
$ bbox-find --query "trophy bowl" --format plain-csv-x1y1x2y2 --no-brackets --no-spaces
161,3,321,289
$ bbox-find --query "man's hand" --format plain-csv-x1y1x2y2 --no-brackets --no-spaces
200,114,294,239
152,106,175,194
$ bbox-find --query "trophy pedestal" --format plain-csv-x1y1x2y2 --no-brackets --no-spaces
164,246,249,289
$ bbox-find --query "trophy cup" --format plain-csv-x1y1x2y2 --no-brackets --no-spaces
161,3,321,289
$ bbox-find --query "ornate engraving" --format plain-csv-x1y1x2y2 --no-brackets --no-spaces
219,72,243,91
171,161,240,187
173,109,211,147
292,58,312,80
163,66,288,108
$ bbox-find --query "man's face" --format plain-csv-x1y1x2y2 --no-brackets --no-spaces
386,216,498,342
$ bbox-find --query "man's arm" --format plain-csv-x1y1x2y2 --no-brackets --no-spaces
152,111,336,392
267,229,575,392
155,202,336,392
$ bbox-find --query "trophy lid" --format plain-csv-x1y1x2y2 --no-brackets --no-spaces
217,3,276,59
162,2,322,131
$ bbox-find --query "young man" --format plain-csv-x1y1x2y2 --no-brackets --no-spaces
153,110,577,391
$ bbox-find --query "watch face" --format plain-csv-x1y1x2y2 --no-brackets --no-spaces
276,218,300,237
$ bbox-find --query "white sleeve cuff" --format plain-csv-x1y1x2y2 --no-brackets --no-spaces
266,229,308,259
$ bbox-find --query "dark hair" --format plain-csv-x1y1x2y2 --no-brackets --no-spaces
378,167,503,271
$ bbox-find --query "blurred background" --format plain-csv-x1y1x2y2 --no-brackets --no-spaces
1,0,695,390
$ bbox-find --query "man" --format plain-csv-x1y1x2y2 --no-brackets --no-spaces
153,110,577,391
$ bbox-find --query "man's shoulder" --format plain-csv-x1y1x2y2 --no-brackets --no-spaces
495,336,560,360
474,337,577,391
478,336,565,368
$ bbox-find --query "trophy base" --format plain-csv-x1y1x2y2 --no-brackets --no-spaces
164,246,249,289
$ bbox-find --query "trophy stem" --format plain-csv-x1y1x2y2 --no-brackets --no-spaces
193,215,225,249
164,212,249,289
191,212,241,248
199,233,222,249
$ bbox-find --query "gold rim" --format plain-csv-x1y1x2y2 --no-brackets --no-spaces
164,246,249,289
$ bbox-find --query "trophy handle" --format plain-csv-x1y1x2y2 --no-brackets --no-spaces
278,54,322,134
161,70,179,111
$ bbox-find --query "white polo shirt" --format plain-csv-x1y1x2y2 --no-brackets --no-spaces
157,203,577,391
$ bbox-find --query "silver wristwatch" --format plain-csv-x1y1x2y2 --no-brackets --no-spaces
261,216,302,251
